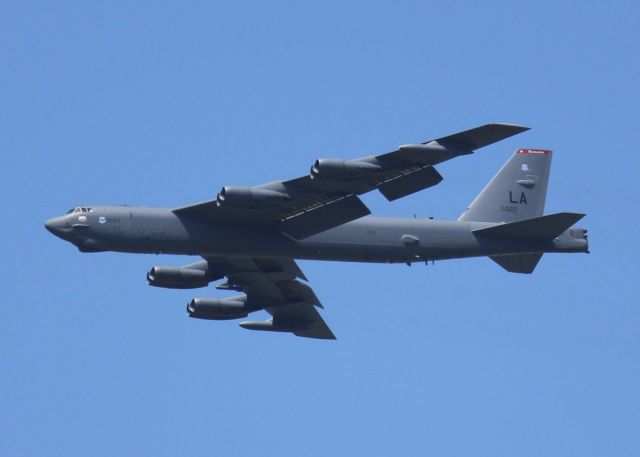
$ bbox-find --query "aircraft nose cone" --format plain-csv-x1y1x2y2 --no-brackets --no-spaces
45,217,64,237
45,218,55,233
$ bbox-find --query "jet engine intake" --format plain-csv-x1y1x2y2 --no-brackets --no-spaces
147,266,210,289
187,296,248,320
310,159,381,180
216,186,290,208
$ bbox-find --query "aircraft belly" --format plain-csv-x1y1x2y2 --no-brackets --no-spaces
291,218,481,263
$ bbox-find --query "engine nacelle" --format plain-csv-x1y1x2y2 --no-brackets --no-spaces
147,266,210,289
310,158,381,180
216,186,290,208
187,296,248,320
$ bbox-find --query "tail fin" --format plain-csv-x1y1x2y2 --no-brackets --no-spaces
459,149,552,222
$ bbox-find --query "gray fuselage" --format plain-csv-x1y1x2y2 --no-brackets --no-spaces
45,206,587,263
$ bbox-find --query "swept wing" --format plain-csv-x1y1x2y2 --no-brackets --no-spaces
174,123,529,239
196,256,335,340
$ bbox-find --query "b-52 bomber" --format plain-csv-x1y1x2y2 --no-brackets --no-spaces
45,123,588,340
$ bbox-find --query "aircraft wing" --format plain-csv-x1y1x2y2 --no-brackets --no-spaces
204,256,336,340
174,123,528,238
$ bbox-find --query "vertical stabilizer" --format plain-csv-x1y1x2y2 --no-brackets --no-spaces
459,149,552,223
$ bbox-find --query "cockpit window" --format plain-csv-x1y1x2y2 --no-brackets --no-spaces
66,207,93,214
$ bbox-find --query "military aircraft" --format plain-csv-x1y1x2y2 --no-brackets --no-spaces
45,123,588,340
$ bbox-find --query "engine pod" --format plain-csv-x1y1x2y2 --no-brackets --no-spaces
310,159,381,180
147,266,210,289
187,296,248,320
216,186,290,208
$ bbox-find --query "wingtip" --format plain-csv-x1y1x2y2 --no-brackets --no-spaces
490,122,530,131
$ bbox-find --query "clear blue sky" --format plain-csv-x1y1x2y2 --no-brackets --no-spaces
2,1,639,456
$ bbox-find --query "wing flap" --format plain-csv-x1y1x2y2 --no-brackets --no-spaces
378,165,443,201
279,194,370,239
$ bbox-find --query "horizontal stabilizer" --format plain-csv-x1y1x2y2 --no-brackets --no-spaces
490,253,543,274
473,212,585,240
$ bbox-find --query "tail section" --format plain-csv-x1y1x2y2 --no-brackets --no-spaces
461,150,588,273
459,149,552,223
477,212,587,274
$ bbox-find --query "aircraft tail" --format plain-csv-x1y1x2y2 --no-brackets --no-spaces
459,149,552,223
474,212,587,274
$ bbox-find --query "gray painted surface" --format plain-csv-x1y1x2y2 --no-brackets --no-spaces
459,148,552,223
44,124,588,339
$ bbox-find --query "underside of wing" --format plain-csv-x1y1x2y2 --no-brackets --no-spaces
185,256,336,340
173,123,529,238
240,303,336,340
